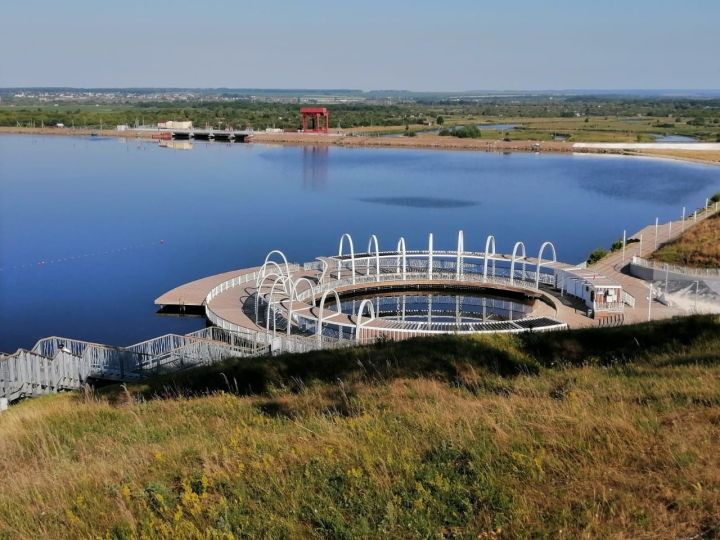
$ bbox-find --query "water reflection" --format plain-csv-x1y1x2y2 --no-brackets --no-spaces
330,291,533,323
159,140,193,150
302,146,328,190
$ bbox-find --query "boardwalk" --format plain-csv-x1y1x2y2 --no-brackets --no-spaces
589,205,719,323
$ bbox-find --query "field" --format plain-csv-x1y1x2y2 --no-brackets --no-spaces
652,210,720,267
1,315,719,539
2,94,719,144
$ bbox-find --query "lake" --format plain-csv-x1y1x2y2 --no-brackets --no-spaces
1,134,719,351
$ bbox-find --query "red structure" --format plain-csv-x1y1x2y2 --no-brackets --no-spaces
300,107,330,133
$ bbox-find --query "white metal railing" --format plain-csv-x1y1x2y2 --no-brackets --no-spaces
622,291,636,308
631,256,720,278
1,327,267,404
592,301,625,313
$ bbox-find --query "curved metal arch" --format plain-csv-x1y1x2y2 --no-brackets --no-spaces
316,288,343,340
483,235,497,281
396,237,407,280
337,233,356,284
254,271,285,324
266,275,291,336
354,299,376,342
456,230,465,280
256,260,285,288
366,234,380,282
263,250,291,277
535,241,558,289
428,233,434,279
286,276,317,336
510,241,527,285
318,259,330,283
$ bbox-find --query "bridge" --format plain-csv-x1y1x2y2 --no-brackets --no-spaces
132,127,254,142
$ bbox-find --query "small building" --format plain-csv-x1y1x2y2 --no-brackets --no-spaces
55,123,65,128
556,268,624,316
158,120,193,130
116,124,129,131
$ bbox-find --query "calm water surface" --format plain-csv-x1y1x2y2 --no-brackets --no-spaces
1,135,719,351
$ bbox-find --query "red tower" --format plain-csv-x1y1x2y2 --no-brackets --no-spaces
300,107,330,133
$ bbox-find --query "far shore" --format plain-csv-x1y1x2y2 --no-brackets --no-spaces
2,126,719,166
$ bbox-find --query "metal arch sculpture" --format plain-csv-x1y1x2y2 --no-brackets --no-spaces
396,237,407,280
265,275,291,336
535,241,558,289
286,276,317,336
428,233,434,279
366,234,381,282
483,235,497,281
256,260,286,288
337,233,356,284
456,230,465,280
354,299,376,342
318,259,330,283
316,288,343,341
262,250,291,278
510,241,527,285
254,271,286,324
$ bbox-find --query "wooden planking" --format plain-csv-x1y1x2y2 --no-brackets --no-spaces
154,267,261,307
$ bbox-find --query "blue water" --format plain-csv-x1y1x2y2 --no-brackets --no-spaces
1,135,719,351
651,134,698,143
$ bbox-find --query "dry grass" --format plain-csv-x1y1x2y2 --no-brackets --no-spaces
1,317,720,539
652,212,720,267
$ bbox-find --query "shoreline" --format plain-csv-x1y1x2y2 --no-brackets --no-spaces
2,126,719,167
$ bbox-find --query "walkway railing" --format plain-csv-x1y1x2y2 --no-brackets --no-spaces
631,256,720,278
1,327,267,404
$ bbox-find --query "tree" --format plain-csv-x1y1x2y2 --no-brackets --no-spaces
436,115,444,125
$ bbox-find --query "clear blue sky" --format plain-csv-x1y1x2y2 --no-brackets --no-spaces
2,0,718,90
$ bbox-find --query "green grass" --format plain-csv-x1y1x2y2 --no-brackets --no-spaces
652,213,720,268
1,316,719,539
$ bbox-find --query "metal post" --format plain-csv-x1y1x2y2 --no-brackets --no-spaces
639,234,643,256
647,283,653,322
694,210,697,222
654,218,659,250
665,264,669,294
428,233,433,280
622,230,626,262
694,280,700,312
682,207,686,232
668,220,672,239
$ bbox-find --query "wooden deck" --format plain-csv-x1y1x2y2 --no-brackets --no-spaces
154,267,261,307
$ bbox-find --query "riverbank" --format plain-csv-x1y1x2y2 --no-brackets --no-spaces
2,126,720,166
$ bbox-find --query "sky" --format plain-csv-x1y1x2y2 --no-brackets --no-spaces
1,0,719,91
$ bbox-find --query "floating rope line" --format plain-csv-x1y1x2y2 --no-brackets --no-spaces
0,240,166,272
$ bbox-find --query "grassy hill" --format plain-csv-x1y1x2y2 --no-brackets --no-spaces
1,315,719,539
652,209,720,268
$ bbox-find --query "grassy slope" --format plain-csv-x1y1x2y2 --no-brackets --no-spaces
1,316,719,539
652,213,720,268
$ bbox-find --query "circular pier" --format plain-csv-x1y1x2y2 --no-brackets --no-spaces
156,232,585,353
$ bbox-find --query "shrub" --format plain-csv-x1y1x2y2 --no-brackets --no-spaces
587,248,608,265
610,239,624,252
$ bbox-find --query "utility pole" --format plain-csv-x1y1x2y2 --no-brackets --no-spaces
622,230,627,262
